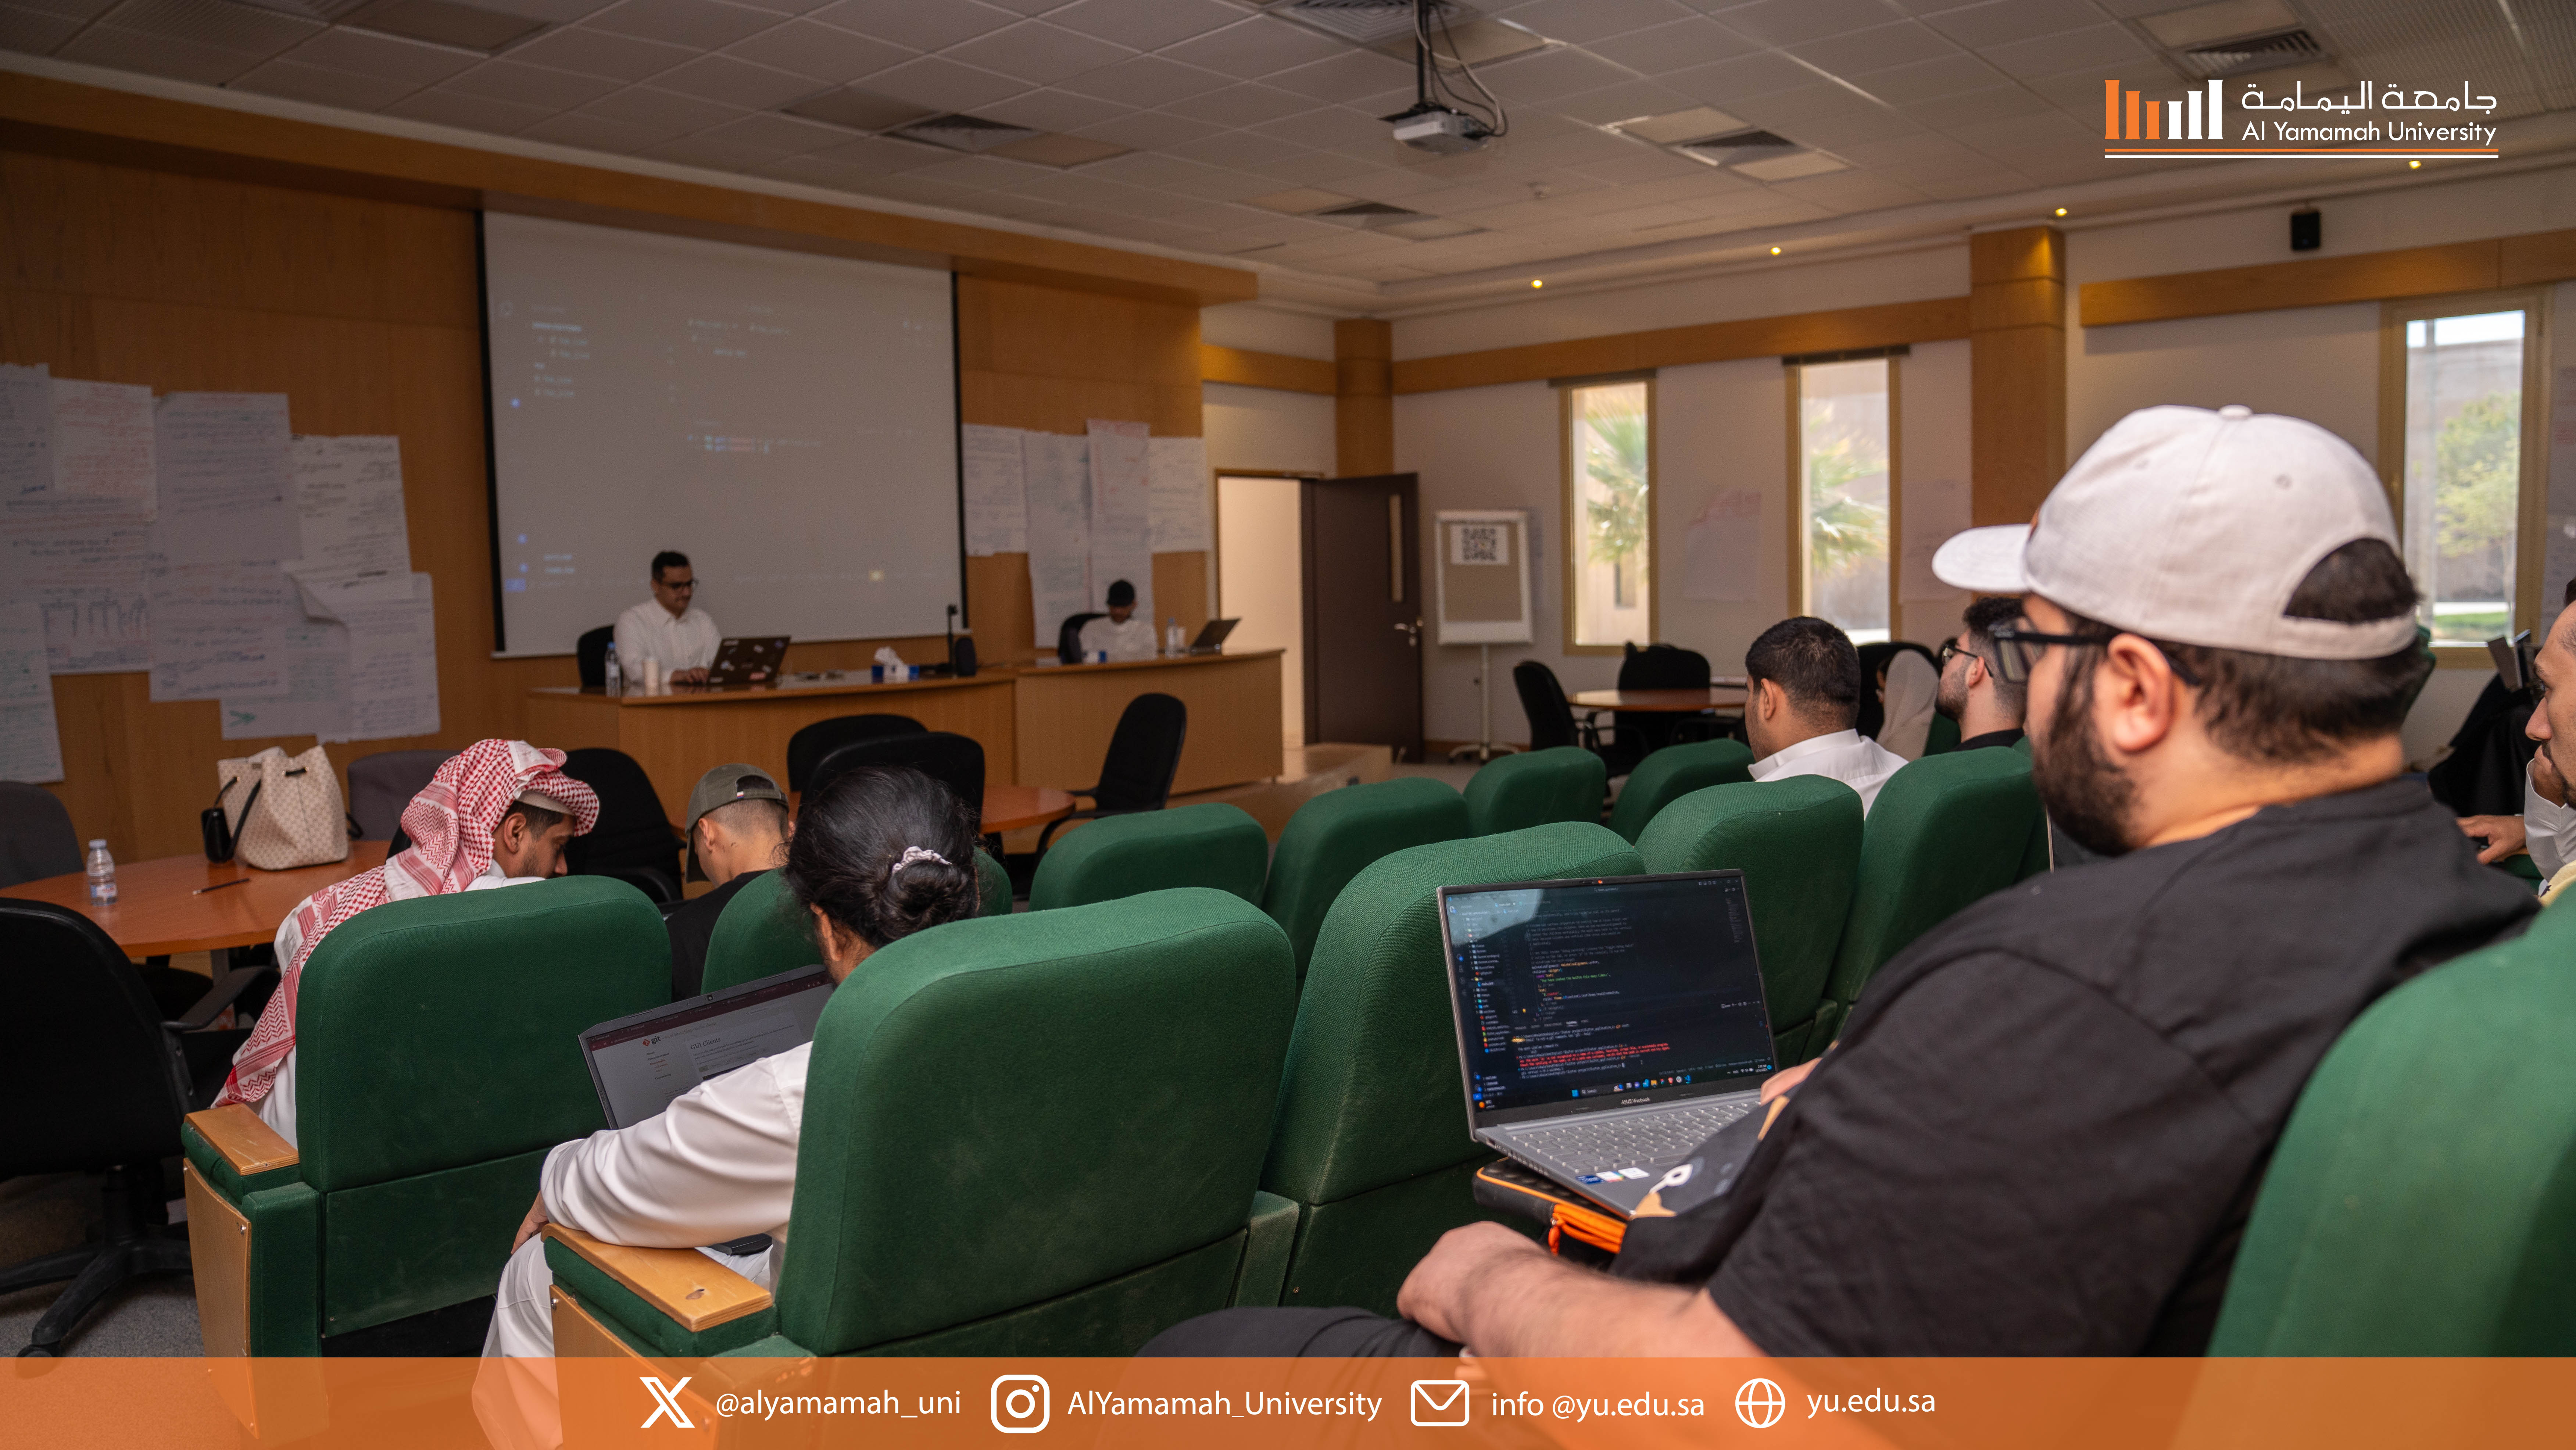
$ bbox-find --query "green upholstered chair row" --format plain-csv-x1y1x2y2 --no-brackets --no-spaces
1260,776,1471,980
1607,738,1755,843
1028,802,1269,912
1464,746,1606,836
2210,895,2576,1354
700,851,1013,996
182,877,668,1354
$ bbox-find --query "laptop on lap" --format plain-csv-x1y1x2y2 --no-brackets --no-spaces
1436,871,1779,1216
580,965,834,1128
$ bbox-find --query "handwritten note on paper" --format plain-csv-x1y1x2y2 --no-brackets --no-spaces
289,435,411,580
147,563,291,701
1087,419,1153,624
1146,436,1212,553
1899,476,1971,602
50,379,156,510
0,364,53,503
221,616,351,742
960,424,1027,556
325,572,439,742
153,393,298,567
1023,432,1092,647
0,507,155,674
1681,490,1763,603
0,601,63,783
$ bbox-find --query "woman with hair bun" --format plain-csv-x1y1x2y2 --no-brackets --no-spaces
476,765,980,1443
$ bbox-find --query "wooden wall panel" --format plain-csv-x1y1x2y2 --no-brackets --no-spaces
1391,296,1973,394
1970,226,2066,528
1335,318,1393,476
1199,344,1335,394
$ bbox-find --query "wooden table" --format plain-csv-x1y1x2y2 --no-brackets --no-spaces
1012,650,1284,795
980,785,1076,833
0,842,390,968
1569,688,1747,712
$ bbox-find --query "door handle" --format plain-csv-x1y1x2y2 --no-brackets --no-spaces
1393,619,1423,648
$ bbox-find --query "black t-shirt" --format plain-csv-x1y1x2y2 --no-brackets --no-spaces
1618,778,2535,1356
1958,727,2024,751
663,869,761,1001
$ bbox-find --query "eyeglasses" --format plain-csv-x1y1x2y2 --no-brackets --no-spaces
1986,621,2201,687
1935,639,1972,667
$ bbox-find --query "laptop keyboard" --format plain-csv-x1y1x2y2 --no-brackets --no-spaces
1509,1099,1758,1182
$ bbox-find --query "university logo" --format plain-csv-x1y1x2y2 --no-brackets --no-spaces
2101,78,2501,161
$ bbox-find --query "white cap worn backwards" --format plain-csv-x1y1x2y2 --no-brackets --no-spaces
1931,404,2418,661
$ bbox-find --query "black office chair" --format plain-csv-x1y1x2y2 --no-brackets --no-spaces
346,749,452,841
1035,693,1188,852
576,625,616,689
1512,660,1604,755
786,713,926,795
1854,641,1939,742
1057,612,1106,665
1609,642,1714,771
0,781,80,889
0,900,272,1355
807,732,987,831
558,747,684,904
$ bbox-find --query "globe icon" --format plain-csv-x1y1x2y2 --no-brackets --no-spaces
1735,1377,1786,1429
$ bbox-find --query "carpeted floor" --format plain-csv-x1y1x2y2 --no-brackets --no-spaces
0,1171,202,1356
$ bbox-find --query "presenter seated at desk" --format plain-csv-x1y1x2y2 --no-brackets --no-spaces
211,740,598,1147
1076,578,1156,661
475,765,979,1448
614,550,719,685
662,764,791,1000
1743,617,1907,814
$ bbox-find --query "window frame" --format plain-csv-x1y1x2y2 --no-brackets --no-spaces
1557,373,1660,656
1786,354,1903,637
2375,287,2551,665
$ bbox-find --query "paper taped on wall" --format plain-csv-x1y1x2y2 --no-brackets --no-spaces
960,424,1027,556
0,600,62,783
1088,419,1153,625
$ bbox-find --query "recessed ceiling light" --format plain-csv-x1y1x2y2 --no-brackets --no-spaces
2055,207,2068,216
1769,246,1781,255
2408,159,2422,168
1530,279,1543,288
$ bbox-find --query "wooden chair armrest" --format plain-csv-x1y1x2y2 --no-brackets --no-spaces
542,1224,773,1332
185,1104,298,1177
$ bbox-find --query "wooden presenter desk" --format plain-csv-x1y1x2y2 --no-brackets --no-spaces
1011,650,1283,795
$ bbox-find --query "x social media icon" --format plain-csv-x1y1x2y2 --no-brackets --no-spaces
640,1376,693,1429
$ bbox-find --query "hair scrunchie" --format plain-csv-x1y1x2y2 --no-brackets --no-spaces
889,845,951,880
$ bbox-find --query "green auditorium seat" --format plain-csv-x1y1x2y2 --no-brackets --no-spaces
180,877,668,1355
1260,778,1471,981
1606,738,1756,843
702,852,1010,995
1028,803,1269,912
2208,898,2576,1354
1811,749,2047,1050
1262,822,1644,1315
1635,776,1863,1064
1463,746,1607,836
544,889,1300,1357
1923,712,1961,756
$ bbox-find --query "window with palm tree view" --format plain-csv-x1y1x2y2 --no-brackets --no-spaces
2396,305,2533,648
1798,358,1893,644
1566,379,1653,649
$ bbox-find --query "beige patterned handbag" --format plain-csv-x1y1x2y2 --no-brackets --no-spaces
217,744,352,870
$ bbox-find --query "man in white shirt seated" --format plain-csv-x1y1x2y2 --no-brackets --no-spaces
475,762,983,1450
1743,616,1908,814
1077,578,1156,661
613,550,719,685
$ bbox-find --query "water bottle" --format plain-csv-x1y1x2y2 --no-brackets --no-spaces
603,642,623,696
1166,618,1185,655
85,839,117,905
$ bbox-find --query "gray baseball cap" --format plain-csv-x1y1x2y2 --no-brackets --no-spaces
684,763,787,881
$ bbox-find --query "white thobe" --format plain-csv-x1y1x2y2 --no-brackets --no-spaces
613,600,720,678
2526,759,2575,879
251,867,544,1146
1749,728,1909,816
1077,614,1158,661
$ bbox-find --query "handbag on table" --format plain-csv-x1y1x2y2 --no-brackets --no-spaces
203,745,353,869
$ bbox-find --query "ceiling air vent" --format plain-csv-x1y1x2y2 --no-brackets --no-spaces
2173,26,2325,79
1262,0,1456,48
885,114,1044,154
1312,202,1480,241
785,89,939,134
1675,129,1800,168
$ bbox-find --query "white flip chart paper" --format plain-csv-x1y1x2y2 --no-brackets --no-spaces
289,435,411,580
221,615,350,742
1146,436,1212,553
1023,432,1092,649
152,393,298,567
960,424,1027,556
0,507,154,674
50,379,156,511
1087,419,1153,625
0,364,53,504
0,601,63,784
147,562,292,701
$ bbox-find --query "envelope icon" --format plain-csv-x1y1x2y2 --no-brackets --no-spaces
1411,1379,1471,1428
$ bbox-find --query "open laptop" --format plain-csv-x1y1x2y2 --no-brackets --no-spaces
1185,618,1238,654
1437,871,1779,1216
580,965,834,1128
703,635,788,688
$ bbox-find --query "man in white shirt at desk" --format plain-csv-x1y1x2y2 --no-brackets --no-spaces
614,550,719,685
1077,578,1157,661
1743,616,1908,814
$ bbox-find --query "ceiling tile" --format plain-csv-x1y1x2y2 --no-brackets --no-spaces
1245,104,1394,149
58,27,268,84
1477,44,1636,103
1845,50,2003,104
644,131,795,169
10,0,114,21
0,3,80,47
910,153,1053,188
443,59,626,108
272,28,476,84
806,132,941,169
1788,21,1955,76
228,58,417,109
942,19,1130,85
1156,15,1346,78
1579,147,1720,183
1158,79,1312,126
1496,0,1697,44
976,84,1133,132
650,51,817,106
1162,202,1276,231
519,108,672,150
1068,108,1222,149
855,53,1031,110
1900,83,2054,128
1660,49,1819,103
692,108,853,154
1917,0,2100,50
472,0,621,21
1545,78,1702,125
1045,0,1236,52
802,0,1017,53
1911,170,2033,200
578,82,749,135
751,152,896,190
584,0,790,50
387,86,559,134
1726,83,1882,128
1079,149,1219,186
1763,170,1926,209
931,186,1060,217
1831,129,1979,165
1709,0,1905,48
1242,150,1379,187
1162,126,1309,167
95,0,318,53
2019,65,2122,115
1773,105,1921,146
1262,47,1420,104
719,19,910,82
1052,53,1233,107
1582,17,1759,74
1979,24,2149,79
852,174,985,208
1156,168,1285,203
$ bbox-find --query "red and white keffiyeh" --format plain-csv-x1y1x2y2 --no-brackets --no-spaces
215,739,600,1108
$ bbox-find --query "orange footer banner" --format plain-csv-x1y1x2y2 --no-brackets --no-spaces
6,1356,2575,1449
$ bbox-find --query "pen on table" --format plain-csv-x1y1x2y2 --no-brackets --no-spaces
193,878,251,896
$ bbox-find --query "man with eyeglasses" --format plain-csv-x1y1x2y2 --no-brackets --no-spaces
1143,404,2534,1360
615,549,720,686
1935,595,2028,751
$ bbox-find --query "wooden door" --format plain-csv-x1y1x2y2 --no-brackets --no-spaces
1301,474,1424,760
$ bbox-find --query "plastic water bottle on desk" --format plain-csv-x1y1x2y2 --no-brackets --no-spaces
604,642,623,696
1166,619,1185,655
85,839,117,905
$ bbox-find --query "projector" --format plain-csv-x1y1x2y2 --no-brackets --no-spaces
1390,106,1492,155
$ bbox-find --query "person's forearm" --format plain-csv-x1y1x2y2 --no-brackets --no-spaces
1453,1247,1760,1357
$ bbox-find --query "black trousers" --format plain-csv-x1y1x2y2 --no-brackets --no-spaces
1138,1307,1460,1357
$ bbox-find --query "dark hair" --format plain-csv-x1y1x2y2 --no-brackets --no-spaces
651,551,691,582
2061,539,2429,765
1745,617,1861,727
1961,595,2028,715
704,794,789,837
782,763,980,949
1105,579,1136,607
499,799,567,835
